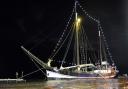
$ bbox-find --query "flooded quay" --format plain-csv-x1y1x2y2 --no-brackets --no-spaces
0,79,127,89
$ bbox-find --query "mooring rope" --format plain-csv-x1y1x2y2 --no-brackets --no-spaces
19,68,45,79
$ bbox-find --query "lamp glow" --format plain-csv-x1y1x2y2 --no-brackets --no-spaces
77,18,81,23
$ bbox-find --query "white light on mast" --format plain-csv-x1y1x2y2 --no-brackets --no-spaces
99,30,101,36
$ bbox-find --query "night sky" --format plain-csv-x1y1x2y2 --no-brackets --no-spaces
0,0,127,79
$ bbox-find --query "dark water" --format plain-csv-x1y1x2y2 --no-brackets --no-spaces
0,79,127,89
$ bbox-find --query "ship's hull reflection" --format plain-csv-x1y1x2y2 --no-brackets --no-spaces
47,79,119,89
0,79,128,89
46,79,127,89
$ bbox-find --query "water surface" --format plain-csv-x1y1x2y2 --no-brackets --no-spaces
0,79,128,89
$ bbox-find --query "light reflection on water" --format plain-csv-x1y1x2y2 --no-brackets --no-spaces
0,79,128,89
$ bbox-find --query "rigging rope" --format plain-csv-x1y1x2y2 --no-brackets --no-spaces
19,50,47,78
19,68,44,79
60,23,75,67
98,22,114,64
30,58,47,77
79,23,86,64
49,6,75,60
73,29,77,65
81,25,97,63
50,23,74,60
76,1,99,23
76,0,114,64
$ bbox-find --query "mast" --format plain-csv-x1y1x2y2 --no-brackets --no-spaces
99,30,103,65
75,1,81,70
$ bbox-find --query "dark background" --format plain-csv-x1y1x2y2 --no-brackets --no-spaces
0,0,127,79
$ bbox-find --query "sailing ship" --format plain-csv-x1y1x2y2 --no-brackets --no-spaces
21,1,118,79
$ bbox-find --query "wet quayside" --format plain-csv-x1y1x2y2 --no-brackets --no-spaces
0,79,128,89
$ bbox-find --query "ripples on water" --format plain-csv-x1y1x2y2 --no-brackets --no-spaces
0,79,127,89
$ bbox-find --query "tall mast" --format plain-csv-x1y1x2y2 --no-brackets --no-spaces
99,30,103,64
75,1,80,68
